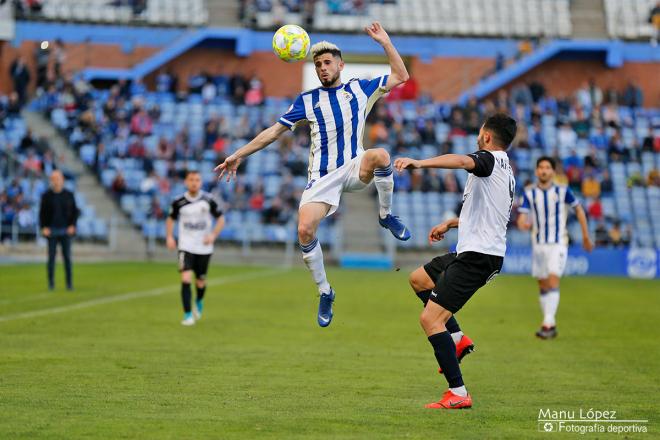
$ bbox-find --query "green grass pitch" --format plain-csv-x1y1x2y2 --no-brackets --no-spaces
1,262,658,439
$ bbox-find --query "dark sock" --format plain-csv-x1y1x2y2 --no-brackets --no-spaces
196,285,206,302
416,289,431,305
181,283,192,313
428,331,464,388
446,316,461,334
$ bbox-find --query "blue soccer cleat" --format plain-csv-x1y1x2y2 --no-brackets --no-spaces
379,214,411,241
193,299,203,320
317,288,335,327
181,312,195,326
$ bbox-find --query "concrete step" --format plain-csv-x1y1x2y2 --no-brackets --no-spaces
570,0,607,39
206,0,240,27
23,111,147,256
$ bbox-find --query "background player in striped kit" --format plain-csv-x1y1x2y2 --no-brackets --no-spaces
517,157,593,339
216,22,411,327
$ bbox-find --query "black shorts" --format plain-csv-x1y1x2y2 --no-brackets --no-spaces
423,251,503,313
178,251,211,278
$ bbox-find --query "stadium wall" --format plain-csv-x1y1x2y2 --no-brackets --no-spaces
143,48,304,99
2,22,658,104
3,40,658,105
0,40,159,95
493,59,660,105
1,42,494,100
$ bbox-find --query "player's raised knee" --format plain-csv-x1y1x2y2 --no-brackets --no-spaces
371,147,391,167
298,223,315,245
419,308,434,330
409,271,422,291
409,267,432,292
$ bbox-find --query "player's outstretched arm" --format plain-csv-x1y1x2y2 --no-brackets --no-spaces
574,204,594,252
516,212,532,231
214,122,289,182
364,22,409,91
429,218,459,244
394,154,475,172
204,216,225,245
165,217,176,250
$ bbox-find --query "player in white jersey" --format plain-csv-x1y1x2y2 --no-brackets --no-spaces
395,113,517,409
215,22,411,328
166,171,225,326
517,157,593,339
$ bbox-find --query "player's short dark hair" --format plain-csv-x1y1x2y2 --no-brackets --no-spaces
483,113,517,149
536,156,556,170
184,169,200,178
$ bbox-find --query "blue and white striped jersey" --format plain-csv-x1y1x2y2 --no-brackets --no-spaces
278,75,389,181
519,184,580,246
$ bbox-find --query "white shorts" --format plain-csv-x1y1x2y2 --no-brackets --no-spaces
532,244,568,279
299,153,370,217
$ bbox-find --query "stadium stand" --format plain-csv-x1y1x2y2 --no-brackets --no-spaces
34,78,337,247
32,75,660,252
0,94,108,243
604,0,657,40
15,0,208,26
243,0,572,37
373,90,660,250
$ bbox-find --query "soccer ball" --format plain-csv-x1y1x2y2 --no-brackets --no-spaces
272,25,310,63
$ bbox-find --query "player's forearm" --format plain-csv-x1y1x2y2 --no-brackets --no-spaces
382,41,409,86
211,217,225,238
419,154,474,171
575,206,590,238
516,213,528,229
445,218,459,229
234,126,280,159
165,218,174,238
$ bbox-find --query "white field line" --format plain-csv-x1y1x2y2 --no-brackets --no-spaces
0,268,288,323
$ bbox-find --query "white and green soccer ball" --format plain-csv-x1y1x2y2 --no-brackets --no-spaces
272,25,311,62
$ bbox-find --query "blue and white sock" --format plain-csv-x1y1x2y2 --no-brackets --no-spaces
374,163,393,219
543,289,560,327
300,237,331,294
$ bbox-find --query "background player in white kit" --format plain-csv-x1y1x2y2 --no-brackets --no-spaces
166,171,225,326
517,157,593,339
395,113,517,409
215,22,411,328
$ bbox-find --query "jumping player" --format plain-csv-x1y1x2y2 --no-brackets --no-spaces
166,170,225,326
517,157,593,339
394,113,517,409
215,22,411,327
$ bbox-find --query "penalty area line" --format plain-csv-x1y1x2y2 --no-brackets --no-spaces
0,268,289,323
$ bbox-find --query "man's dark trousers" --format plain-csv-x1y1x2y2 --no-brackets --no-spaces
47,229,72,289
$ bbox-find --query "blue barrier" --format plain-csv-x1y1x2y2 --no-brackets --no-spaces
502,246,660,279
340,253,393,270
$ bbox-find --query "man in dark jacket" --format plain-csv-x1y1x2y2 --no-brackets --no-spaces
39,170,79,290
9,56,30,107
